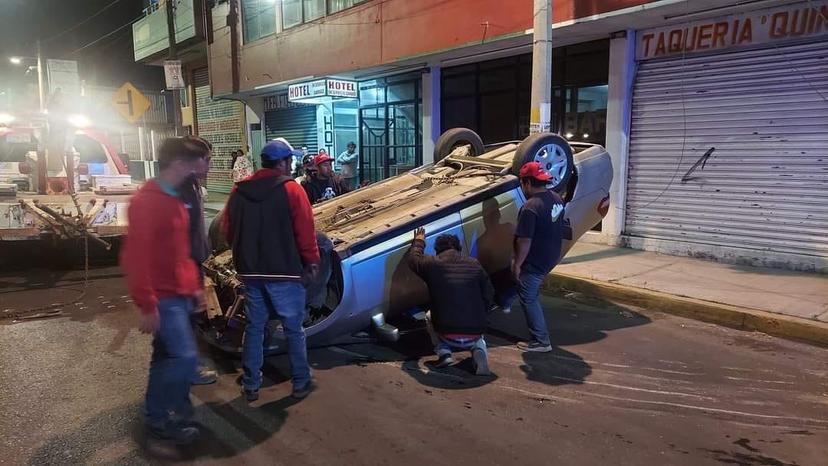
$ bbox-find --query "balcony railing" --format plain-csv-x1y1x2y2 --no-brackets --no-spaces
132,0,199,62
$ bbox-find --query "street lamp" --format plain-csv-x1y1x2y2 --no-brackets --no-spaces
6,46,45,113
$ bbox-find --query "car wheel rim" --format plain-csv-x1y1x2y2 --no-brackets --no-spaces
533,143,568,186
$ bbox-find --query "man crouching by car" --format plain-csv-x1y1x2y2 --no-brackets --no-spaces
408,227,495,375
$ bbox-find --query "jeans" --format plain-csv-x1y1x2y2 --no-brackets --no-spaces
145,297,199,428
425,312,488,357
503,271,551,346
435,335,488,358
242,280,311,391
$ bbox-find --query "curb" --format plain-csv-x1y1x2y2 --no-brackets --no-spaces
541,272,828,348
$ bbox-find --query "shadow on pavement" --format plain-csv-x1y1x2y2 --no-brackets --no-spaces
26,394,302,464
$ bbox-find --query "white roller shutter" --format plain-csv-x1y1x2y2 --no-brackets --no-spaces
625,39,828,263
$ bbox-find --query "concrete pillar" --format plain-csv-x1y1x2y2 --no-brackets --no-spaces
602,30,636,245
421,66,441,165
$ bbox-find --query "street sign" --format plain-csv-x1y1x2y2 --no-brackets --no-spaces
111,82,151,124
164,60,185,90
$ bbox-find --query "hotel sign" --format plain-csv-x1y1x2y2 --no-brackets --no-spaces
637,1,828,60
287,78,358,102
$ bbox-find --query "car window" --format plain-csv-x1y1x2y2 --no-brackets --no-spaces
72,134,108,164
0,133,38,162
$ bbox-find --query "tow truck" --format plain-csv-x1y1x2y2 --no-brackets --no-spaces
0,112,134,250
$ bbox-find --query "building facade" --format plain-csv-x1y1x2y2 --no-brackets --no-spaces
203,0,827,272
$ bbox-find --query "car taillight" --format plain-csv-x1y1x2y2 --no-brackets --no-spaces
77,163,89,175
18,161,32,175
598,195,610,217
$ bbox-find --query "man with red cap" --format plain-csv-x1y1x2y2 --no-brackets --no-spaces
504,161,566,353
301,150,350,204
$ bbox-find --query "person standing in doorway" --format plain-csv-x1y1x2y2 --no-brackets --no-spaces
224,139,320,401
336,142,359,191
506,161,565,353
231,149,254,183
120,137,209,444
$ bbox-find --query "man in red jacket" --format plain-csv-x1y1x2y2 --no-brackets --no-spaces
225,139,320,402
121,137,211,444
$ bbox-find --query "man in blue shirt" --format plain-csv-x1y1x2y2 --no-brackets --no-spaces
507,161,565,353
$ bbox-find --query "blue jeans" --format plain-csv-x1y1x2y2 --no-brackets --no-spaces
504,271,551,346
242,280,311,392
145,297,199,428
435,335,488,358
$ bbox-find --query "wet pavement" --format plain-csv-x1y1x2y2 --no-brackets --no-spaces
1,266,827,465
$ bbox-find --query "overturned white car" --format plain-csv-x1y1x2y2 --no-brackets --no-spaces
201,129,612,354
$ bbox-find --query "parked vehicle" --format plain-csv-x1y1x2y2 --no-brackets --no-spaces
0,120,132,247
201,129,613,354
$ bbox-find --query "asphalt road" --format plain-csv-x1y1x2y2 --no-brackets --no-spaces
1,265,827,466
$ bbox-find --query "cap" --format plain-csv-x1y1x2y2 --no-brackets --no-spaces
314,153,335,166
261,138,302,161
302,154,316,167
519,161,552,182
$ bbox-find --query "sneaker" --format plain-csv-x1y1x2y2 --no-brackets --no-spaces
517,341,553,353
291,380,316,400
242,388,259,402
472,349,491,376
191,366,218,385
147,423,201,445
434,353,454,369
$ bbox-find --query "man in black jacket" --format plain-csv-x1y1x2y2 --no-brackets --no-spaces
301,153,350,204
408,227,494,375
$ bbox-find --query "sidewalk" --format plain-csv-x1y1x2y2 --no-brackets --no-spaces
204,191,229,214
544,242,828,346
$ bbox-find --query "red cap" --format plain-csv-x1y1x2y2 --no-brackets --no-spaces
519,161,552,182
314,154,334,166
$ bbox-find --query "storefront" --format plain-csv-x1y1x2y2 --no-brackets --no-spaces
624,1,828,271
193,68,246,194
358,73,423,183
263,93,319,157
440,40,610,147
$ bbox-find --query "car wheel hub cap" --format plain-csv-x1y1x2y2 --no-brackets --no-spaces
533,143,568,185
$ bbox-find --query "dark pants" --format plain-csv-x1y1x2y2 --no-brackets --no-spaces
145,297,199,428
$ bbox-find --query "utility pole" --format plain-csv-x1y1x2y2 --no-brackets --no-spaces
165,0,181,136
529,0,552,134
36,40,45,113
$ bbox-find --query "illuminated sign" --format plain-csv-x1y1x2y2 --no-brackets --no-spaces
288,78,358,102
637,1,828,60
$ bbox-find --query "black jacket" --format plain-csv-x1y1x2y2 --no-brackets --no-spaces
181,178,210,267
302,173,350,204
226,175,304,281
408,239,495,334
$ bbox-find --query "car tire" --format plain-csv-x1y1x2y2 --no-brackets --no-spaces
512,133,574,193
434,128,485,162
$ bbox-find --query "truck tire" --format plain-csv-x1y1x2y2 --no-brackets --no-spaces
511,133,574,193
434,128,485,162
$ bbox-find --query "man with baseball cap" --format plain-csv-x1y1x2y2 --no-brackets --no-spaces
224,138,320,401
505,161,566,353
301,151,350,204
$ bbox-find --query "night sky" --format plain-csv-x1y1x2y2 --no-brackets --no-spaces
0,0,164,94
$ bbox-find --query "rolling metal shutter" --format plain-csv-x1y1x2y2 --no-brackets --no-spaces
264,106,318,155
193,68,243,194
625,39,828,263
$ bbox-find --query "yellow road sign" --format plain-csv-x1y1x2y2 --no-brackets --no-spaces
112,82,151,124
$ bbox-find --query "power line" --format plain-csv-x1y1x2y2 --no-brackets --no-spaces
69,14,142,55
41,0,127,43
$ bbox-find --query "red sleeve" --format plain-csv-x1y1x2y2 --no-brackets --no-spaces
285,181,320,265
119,195,159,315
